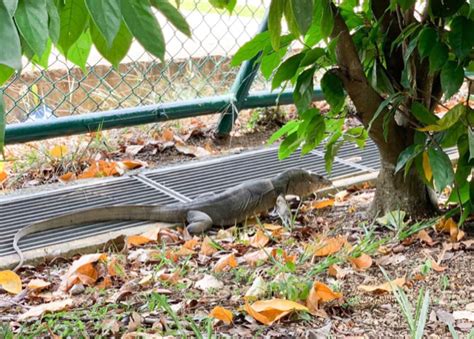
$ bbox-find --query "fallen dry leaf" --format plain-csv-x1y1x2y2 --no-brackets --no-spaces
430,260,448,272
307,281,343,313
162,128,174,141
61,253,107,291
312,198,335,209
0,170,7,184
58,172,76,183
120,159,147,170
27,279,51,292
349,253,373,270
213,253,238,272
417,230,435,246
245,276,267,300
210,306,233,325
158,270,180,284
18,299,74,321
183,237,200,250
0,270,22,294
245,299,308,325
200,236,218,256
335,190,350,202
250,229,270,248
49,144,68,158
174,246,195,257
313,236,346,257
243,247,274,266
175,144,210,158
328,264,346,279
195,274,224,292
358,277,406,294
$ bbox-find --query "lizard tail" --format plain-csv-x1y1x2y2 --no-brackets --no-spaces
13,205,183,272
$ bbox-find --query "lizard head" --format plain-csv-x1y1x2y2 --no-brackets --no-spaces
273,169,332,197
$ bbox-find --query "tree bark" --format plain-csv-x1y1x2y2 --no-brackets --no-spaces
330,6,439,218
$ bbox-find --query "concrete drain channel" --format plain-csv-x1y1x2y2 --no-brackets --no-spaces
0,141,454,268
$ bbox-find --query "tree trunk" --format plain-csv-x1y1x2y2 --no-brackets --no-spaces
369,127,439,218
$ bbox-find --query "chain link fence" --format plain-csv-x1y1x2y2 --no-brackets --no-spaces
3,1,270,124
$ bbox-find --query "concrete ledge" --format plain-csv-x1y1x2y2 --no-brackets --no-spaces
0,222,176,271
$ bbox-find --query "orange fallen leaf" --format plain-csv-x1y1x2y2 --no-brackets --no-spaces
243,247,273,266
271,249,297,264
307,281,343,312
61,253,107,291
312,198,335,209
183,237,200,250
49,144,68,158
245,299,308,325
27,279,51,291
358,277,406,294
58,172,76,183
313,236,346,257
18,299,74,321
349,253,373,270
158,271,180,284
430,260,447,272
174,246,195,258
0,171,7,184
0,270,22,294
213,253,238,272
97,276,113,289
200,236,218,256
328,264,346,279
250,229,270,248
417,230,435,246
210,306,233,325
162,128,174,141
126,235,153,248
263,224,284,237
120,159,147,170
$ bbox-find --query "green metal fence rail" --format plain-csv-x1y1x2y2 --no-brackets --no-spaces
2,1,319,144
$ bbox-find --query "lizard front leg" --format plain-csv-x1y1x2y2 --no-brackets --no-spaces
186,210,213,234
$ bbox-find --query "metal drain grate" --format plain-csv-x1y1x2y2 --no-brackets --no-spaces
144,147,364,199
0,177,179,256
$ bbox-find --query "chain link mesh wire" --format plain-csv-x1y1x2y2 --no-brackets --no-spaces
3,1,272,124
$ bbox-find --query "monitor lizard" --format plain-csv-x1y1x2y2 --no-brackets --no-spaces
13,168,331,271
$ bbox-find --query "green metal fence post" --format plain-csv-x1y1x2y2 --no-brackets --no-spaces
215,12,269,136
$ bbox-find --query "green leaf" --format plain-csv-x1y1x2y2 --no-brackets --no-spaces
304,2,323,46
91,20,132,68
440,61,464,100
58,0,89,54
395,144,422,173
440,121,465,148
293,66,315,113
260,48,286,80
3,0,18,15
0,64,14,86
411,102,438,125
85,0,121,47
321,71,345,112
300,47,325,67
46,0,59,43
324,132,342,173
151,0,191,37
283,0,300,37
0,90,5,156
301,113,325,154
278,131,301,159
428,147,454,191
32,39,52,68
398,0,416,10
209,0,236,12
430,0,464,17
15,0,48,57
269,0,284,50
0,2,21,70
271,53,304,90
230,32,270,66
468,128,474,161
268,120,299,145
428,42,448,73
417,27,437,59
122,0,165,61
290,0,313,35
63,29,92,71
419,103,466,131
448,16,474,59
320,0,334,39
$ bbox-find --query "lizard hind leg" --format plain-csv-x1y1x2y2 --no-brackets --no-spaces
186,210,213,234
